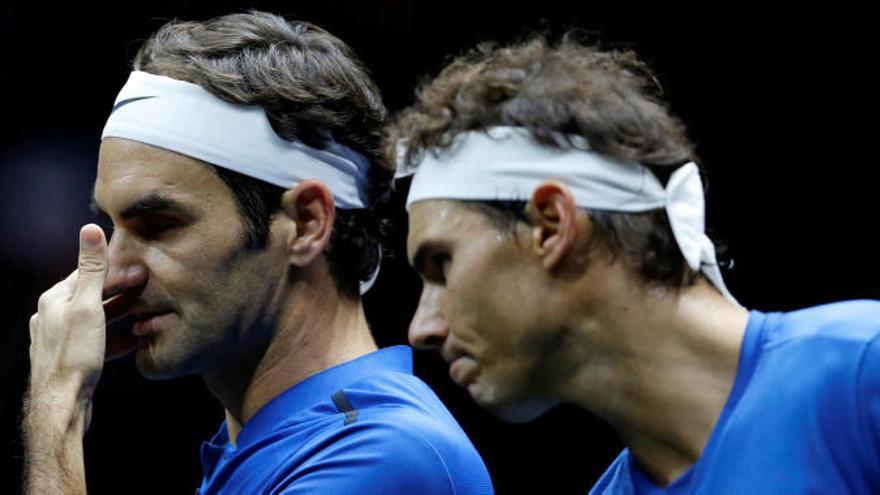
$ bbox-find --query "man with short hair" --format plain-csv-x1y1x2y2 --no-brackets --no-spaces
25,12,492,494
389,36,880,493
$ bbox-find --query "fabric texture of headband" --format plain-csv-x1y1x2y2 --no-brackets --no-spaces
401,127,737,303
102,71,370,209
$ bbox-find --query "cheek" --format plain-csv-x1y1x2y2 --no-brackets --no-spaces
142,239,246,302
444,238,539,338
446,275,514,350
459,267,529,320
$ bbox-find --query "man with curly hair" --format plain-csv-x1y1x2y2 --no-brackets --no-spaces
389,36,880,493
24,12,492,494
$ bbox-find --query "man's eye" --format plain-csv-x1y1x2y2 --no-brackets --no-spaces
136,216,178,239
428,252,451,282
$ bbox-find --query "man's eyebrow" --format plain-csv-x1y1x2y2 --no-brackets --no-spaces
89,192,194,220
119,194,190,220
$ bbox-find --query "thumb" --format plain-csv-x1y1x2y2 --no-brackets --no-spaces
74,224,108,302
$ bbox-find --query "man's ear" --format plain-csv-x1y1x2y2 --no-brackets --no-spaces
525,181,582,271
280,180,336,267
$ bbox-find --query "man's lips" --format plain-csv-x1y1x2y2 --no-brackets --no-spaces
130,310,176,336
448,355,479,387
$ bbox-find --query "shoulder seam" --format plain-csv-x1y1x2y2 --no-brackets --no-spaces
404,427,457,494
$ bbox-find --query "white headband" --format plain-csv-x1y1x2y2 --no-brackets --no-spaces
103,71,380,294
102,71,370,209
402,127,737,303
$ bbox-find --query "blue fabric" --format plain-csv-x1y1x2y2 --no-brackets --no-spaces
591,300,880,494
198,346,493,494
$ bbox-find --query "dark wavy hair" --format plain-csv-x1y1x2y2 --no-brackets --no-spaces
134,11,391,298
387,35,710,287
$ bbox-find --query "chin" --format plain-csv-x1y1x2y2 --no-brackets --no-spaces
471,382,558,423
135,355,177,380
134,341,192,380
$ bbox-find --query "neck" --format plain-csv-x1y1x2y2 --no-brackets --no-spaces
202,273,377,445
558,273,749,486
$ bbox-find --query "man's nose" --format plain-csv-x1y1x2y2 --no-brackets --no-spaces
102,231,148,298
408,285,449,350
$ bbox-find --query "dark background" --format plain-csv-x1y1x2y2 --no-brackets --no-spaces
1,1,877,493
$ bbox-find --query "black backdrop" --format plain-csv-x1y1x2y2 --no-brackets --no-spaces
2,1,878,493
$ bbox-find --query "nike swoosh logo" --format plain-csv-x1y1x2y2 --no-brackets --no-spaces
111,96,157,114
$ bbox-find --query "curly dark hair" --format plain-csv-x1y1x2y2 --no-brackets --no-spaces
134,11,391,298
387,35,708,287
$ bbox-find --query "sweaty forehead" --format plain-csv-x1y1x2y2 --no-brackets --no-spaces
407,200,493,258
94,138,232,213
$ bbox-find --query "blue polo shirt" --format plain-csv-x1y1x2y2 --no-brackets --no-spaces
198,346,493,494
591,300,880,494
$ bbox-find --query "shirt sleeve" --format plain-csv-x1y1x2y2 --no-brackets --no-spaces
857,333,880,481
269,420,457,495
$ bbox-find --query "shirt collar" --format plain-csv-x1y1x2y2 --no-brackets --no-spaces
232,345,413,448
